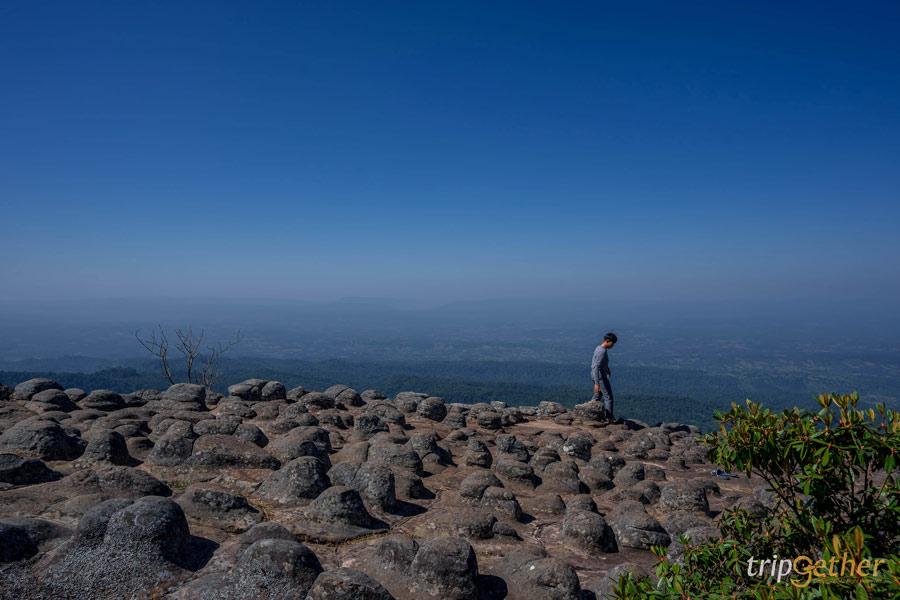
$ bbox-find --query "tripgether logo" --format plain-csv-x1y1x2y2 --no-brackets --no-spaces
747,554,891,588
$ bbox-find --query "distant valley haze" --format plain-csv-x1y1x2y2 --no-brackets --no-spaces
0,296,897,429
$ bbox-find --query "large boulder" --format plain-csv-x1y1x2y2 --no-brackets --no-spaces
0,453,60,485
228,381,263,402
361,389,386,402
236,423,268,447
0,419,85,460
69,498,135,547
561,509,618,554
492,458,537,489
666,526,721,564
493,550,582,600
459,470,503,500
186,434,280,469
176,485,261,532
324,384,350,398
256,456,331,504
307,568,394,600
560,432,593,461
287,385,308,401
415,397,448,422
394,392,427,413
266,426,332,466
12,378,63,401
102,496,189,558
565,494,598,513
573,400,607,421
0,521,38,562
463,439,492,468
309,486,374,528
613,463,645,488
299,392,336,411
294,486,386,543
538,461,587,494
0,516,71,557
327,461,360,487
408,433,449,466
39,496,198,598
368,442,423,476
409,537,478,600
442,407,467,429
193,415,241,436
365,403,406,427
30,389,79,412
171,536,322,600
577,466,614,492
355,414,390,441
325,386,364,407
81,390,126,412
80,429,134,465
93,466,171,497
161,383,207,407
475,410,502,430
530,447,561,470
122,388,158,407
661,511,711,539
370,533,419,572
480,486,524,522
432,508,501,540
217,400,257,419
230,538,323,597
589,455,625,479
317,408,352,430
658,480,710,515
352,461,397,511
608,509,671,550
496,435,530,462
261,381,287,401
145,421,196,466
234,522,297,551
536,401,567,418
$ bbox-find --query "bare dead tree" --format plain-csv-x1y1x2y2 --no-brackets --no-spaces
134,325,175,385
135,326,243,388
199,329,243,387
175,326,203,385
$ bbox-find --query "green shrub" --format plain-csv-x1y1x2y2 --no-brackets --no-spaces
613,393,900,599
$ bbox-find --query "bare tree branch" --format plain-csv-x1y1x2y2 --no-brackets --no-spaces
136,325,242,388
175,326,205,384
201,329,243,387
134,326,175,385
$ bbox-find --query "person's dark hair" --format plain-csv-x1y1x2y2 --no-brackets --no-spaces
604,332,618,344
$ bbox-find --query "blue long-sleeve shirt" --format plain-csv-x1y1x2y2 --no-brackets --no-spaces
591,345,610,384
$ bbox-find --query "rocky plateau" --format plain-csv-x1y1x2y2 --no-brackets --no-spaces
0,377,766,599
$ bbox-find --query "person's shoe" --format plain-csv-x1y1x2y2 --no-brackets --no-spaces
607,417,616,425
711,468,739,479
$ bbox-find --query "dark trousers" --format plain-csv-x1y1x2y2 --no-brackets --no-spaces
591,378,614,419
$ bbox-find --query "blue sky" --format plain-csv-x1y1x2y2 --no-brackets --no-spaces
2,1,898,304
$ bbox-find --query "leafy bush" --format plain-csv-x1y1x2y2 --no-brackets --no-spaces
613,393,900,599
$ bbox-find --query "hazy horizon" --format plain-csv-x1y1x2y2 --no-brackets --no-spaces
1,295,897,364
2,294,897,427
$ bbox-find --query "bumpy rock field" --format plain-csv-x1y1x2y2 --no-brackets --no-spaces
0,377,766,599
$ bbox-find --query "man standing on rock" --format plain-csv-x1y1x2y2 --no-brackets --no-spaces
591,333,617,424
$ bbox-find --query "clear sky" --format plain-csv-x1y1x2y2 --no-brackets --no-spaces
2,1,898,305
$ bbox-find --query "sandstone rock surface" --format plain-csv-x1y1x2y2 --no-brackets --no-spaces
0,377,763,600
